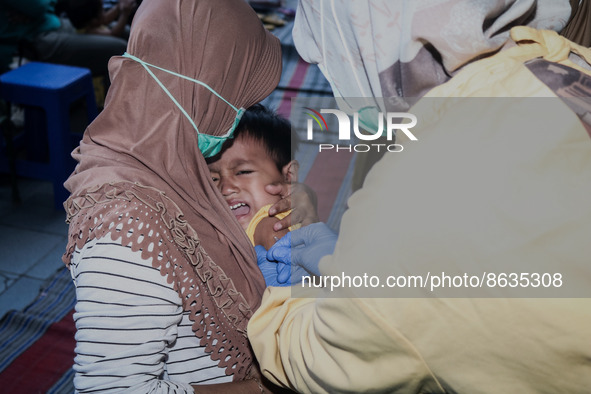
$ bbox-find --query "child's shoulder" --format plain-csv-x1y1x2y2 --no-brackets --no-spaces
246,204,289,250
254,216,289,250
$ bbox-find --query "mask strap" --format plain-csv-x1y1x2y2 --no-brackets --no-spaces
122,52,242,137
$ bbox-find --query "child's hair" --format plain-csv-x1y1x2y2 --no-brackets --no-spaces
208,104,298,171
66,0,103,29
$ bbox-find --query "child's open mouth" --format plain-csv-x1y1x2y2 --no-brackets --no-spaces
229,202,250,218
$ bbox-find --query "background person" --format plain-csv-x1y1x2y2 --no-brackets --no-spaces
0,0,127,78
65,0,137,39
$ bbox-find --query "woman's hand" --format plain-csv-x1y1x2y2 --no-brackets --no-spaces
266,182,319,231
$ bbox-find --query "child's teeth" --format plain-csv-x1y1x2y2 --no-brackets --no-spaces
230,203,245,210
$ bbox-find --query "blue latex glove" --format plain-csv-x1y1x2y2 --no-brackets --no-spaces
267,222,338,285
255,245,288,287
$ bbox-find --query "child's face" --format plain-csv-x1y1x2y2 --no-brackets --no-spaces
208,136,284,230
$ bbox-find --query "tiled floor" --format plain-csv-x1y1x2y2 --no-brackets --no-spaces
0,175,68,318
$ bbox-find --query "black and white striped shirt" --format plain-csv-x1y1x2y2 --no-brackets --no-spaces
70,236,232,393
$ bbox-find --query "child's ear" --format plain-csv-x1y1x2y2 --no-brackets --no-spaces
282,160,299,183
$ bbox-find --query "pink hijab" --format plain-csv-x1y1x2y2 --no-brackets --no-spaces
63,0,281,379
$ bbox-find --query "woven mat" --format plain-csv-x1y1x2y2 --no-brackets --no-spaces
0,266,76,393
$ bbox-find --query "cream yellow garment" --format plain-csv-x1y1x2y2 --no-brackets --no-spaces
246,204,300,245
248,28,591,393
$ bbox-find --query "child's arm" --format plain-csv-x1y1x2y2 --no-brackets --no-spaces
253,216,289,250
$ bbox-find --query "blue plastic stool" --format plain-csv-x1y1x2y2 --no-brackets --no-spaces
0,62,98,210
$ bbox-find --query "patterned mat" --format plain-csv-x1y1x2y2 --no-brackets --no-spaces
0,266,76,393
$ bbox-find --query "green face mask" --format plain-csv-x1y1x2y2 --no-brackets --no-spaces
122,52,245,158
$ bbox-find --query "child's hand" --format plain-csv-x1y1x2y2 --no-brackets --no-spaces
266,182,319,231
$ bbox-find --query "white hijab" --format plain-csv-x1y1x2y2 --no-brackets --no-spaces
293,0,571,113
